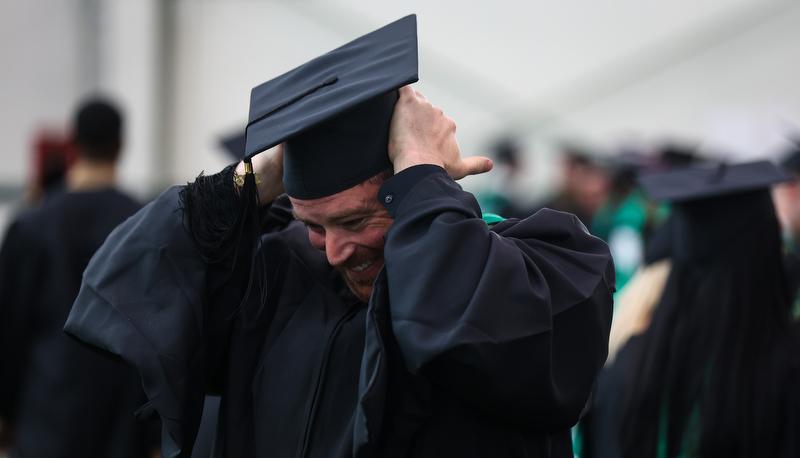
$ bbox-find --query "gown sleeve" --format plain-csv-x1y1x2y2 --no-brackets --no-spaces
64,168,294,457
377,165,616,431
64,186,213,457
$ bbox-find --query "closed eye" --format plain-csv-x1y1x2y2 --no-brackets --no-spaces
341,218,365,229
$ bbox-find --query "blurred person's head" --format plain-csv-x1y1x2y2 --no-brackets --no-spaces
66,96,125,191
489,136,523,181
494,137,521,168
773,142,800,240
561,147,610,213
72,96,123,162
656,142,697,170
24,130,78,205
36,134,76,190
597,150,651,202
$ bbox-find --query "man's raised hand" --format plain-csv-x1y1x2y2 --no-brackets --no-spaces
388,86,493,180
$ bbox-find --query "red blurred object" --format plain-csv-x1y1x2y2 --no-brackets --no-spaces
21,129,79,206
30,129,79,191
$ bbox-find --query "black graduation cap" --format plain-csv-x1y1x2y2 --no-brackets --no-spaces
244,15,419,199
638,160,791,263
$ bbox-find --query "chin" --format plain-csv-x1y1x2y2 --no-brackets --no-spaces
346,279,374,303
352,286,373,303
337,267,376,303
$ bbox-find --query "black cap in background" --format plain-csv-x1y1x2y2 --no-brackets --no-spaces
638,160,790,203
244,14,419,199
638,160,790,263
219,130,246,161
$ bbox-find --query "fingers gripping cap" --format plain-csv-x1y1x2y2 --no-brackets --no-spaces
245,15,419,199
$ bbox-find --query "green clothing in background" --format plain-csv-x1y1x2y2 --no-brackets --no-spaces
591,189,668,291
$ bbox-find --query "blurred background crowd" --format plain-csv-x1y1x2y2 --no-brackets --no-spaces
1,1,800,457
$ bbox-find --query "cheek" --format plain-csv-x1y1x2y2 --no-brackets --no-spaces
359,222,391,249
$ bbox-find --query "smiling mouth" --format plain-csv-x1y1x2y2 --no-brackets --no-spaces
350,260,374,272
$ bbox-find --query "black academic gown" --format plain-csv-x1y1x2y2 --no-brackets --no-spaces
0,189,159,457
65,165,616,457
577,334,646,458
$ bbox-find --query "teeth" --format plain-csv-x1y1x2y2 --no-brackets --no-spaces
351,260,373,272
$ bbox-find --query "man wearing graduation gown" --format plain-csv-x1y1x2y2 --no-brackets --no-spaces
64,16,615,457
0,98,159,457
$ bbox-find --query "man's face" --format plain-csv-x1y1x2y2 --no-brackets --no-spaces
291,180,393,302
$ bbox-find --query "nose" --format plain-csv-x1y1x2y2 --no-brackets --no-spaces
309,228,355,266
326,229,356,266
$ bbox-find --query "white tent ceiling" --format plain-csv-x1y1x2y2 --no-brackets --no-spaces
2,0,799,202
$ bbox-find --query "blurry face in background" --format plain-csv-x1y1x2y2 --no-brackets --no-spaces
291,180,393,302
772,177,800,238
565,160,610,213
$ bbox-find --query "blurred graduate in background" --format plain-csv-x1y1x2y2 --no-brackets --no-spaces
537,146,610,232
0,96,160,457
580,160,800,457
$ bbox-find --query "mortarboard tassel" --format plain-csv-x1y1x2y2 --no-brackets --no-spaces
236,157,269,319
179,157,268,319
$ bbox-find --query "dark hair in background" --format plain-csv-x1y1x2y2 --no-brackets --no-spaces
780,141,800,176
493,137,521,168
619,190,799,457
73,96,123,161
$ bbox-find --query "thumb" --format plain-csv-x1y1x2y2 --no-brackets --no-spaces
453,156,494,180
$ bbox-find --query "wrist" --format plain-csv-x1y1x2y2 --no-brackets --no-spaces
246,154,285,204
392,150,444,174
